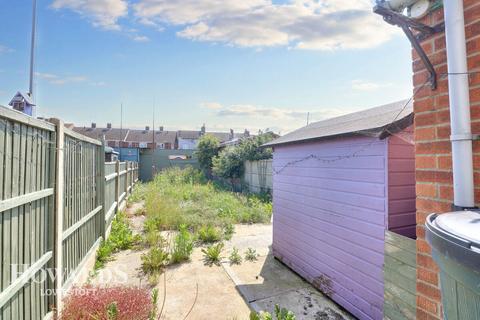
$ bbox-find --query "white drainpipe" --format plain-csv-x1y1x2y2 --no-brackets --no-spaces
443,0,475,208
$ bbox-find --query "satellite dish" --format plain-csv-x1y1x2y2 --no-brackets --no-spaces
408,0,432,19
379,0,432,20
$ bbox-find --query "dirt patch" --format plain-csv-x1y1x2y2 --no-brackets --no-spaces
314,307,346,320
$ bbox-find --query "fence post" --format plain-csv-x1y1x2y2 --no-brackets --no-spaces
115,160,120,212
125,161,129,196
50,118,65,313
99,140,106,238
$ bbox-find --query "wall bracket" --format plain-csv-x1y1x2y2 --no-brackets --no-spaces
373,5,444,90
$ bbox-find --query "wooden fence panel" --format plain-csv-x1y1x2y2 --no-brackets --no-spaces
61,132,103,287
0,106,139,319
384,231,416,320
0,108,56,320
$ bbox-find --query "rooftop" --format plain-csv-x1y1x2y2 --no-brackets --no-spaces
264,99,413,147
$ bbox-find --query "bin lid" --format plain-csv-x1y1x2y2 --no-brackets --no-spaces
435,211,480,246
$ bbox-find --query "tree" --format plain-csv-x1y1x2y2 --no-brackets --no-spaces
196,134,220,173
212,132,276,181
212,146,243,180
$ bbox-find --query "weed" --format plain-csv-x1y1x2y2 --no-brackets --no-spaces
141,247,169,276
223,222,235,240
245,248,259,262
171,225,194,263
149,288,159,320
143,230,166,248
95,212,137,270
142,167,272,232
202,243,224,266
198,225,222,243
250,305,296,320
229,247,242,265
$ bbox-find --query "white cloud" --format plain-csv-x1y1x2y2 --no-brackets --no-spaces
132,35,150,42
0,45,14,54
351,79,392,91
201,102,223,110
36,72,88,85
133,0,397,50
51,0,128,30
202,102,355,133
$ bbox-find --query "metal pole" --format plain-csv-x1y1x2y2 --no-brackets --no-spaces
444,0,475,208
29,0,37,103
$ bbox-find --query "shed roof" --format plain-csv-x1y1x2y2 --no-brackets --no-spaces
264,100,413,147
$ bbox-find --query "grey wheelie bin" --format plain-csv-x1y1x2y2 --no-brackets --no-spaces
426,211,480,320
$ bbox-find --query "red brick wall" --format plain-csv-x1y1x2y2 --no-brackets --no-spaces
413,1,480,319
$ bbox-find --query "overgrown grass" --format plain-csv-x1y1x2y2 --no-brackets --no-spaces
142,167,272,238
95,212,139,270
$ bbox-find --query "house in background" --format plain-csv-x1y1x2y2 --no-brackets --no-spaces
178,125,251,149
73,123,129,147
8,91,36,116
124,126,178,150
264,100,415,320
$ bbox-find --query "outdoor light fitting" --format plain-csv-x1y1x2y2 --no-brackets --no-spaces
373,3,444,90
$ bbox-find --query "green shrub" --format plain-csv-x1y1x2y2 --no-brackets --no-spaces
198,225,222,243
95,212,137,270
245,248,259,262
171,225,194,263
202,243,224,266
141,247,169,275
229,247,242,265
196,134,220,172
250,305,296,320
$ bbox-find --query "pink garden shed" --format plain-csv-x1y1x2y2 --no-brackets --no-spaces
263,100,416,320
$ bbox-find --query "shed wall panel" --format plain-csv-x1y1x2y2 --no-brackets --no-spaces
387,126,416,238
272,136,387,320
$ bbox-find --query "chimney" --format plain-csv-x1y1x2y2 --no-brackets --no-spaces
230,128,234,140
201,124,206,135
244,129,250,137
145,126,150,131
159,126,164,132
107,123,112,129
91,123,96,129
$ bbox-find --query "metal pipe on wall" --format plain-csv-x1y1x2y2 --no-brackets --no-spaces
443,0,475,208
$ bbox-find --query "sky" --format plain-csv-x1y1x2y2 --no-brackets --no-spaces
0,0,413,134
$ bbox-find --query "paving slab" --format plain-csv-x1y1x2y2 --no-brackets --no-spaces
222,224,355,320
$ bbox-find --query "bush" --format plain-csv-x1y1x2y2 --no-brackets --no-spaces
202,243,224,266
197,225,222,243
212,132,276,181
95,212,137,270
60,286,154,320
196,134,220,172
171,225,194,263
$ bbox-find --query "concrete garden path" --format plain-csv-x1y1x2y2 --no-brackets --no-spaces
92,203,353,320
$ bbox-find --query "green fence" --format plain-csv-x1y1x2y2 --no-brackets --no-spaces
139,149,198,181
384,230,416,320
0,106,138,319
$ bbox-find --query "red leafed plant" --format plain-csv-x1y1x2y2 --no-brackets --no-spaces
59,285,154,320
